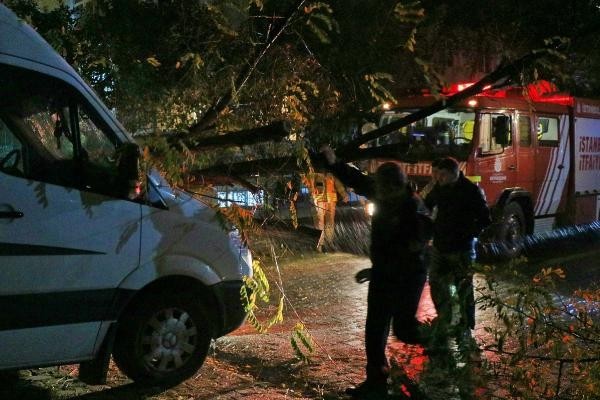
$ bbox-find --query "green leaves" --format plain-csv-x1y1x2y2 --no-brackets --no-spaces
240,259,285,333
146,56,161,68
394,1,425,24
478,259,600,398
414,57,445,95
364,72,397,109
239,253,315,362
176,52,205,70
303,2,339,44
394,2,424,52
291,322,314,362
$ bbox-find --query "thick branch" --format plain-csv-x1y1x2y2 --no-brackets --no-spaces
171,121,290,150
188,174,261,192
189,51,558,185
336,49,552,158
188,142,439,180
190,156,299,178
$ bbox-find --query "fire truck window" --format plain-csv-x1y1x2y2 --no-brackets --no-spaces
479,113,511,154
537,117,559,147
377,112,410,146
518,116,531,147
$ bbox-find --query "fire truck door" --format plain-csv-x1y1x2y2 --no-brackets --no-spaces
533,115,570,217
475,113,518,205
516,114,535,192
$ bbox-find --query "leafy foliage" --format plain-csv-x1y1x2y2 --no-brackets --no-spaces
394,1,425,52
240,259,285,333
303,2,339,44
477,259,600,398
364,72,397,110
291,322,315,362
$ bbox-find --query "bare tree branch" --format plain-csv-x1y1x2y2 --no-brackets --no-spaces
188,0,309,137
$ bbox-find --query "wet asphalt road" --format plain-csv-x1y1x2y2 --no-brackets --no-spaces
2,250,599,399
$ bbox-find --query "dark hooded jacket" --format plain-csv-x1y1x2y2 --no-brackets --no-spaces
328,162,430,281
425,172,491,253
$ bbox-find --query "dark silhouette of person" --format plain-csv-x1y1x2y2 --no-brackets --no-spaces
425,157,491,352
320,146,431,398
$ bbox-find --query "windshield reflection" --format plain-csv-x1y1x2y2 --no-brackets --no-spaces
378,109,475,160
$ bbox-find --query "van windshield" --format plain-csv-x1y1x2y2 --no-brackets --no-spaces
378,109,475,160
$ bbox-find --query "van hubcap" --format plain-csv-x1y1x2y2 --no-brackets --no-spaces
140,307,198,372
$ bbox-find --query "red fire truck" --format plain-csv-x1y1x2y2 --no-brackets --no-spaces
374,81,600,243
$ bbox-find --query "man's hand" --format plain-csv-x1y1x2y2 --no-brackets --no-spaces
355,268,371,284
319,145,336,165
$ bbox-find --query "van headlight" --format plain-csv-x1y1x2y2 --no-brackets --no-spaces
229,228,253,277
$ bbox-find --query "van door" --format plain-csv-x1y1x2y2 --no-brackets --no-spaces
533,115,570,217
0,66,141,368
475,112,518,205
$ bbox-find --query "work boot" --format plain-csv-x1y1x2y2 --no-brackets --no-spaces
345,380,388,399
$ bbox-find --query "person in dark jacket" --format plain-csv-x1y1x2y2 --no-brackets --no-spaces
425,157,491,350
320,146,431,399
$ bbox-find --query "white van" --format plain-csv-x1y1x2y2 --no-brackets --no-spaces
0,4,252,386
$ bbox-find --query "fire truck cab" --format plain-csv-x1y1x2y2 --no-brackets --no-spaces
376,81,600,243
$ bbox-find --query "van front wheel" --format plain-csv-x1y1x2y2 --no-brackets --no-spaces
113,291,212,386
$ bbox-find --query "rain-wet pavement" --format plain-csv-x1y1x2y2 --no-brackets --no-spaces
2,250,599,399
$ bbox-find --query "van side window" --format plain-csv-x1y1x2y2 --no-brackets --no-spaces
76,105,123,197
1,65,126,198
0,119,24,175
78,106,118,170
23,101,75,161
0,87,79,186
479,113,512,154
518,116,532,147
537,117,560,147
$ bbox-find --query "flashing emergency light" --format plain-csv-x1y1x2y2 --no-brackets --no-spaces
445,82,492,95
457,83,474,92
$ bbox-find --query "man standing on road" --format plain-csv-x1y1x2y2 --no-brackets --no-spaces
320,146,431,399
426,157,491,351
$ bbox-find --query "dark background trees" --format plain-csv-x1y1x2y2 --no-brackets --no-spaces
7,0,600,180
416,0,600,95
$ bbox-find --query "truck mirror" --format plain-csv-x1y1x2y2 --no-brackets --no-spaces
493,116,510,146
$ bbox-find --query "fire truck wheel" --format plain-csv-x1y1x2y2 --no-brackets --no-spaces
499,202,525,252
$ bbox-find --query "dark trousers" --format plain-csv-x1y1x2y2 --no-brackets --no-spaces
365,270,427,383
428,247,475,341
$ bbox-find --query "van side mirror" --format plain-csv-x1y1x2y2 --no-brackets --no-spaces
493,116,510,146
116,142,141,199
